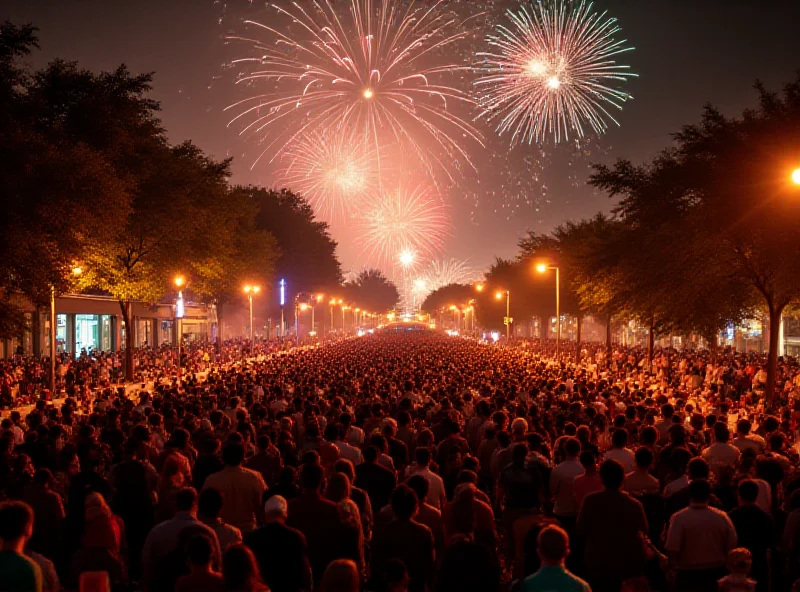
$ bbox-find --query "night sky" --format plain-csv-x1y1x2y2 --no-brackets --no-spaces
4,0,800,275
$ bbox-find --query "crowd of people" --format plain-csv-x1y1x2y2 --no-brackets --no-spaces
0,338,303,408
2,329,800,591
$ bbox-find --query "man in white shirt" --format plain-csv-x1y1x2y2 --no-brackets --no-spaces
335,425,363,466
549,438,584,521
732,419,766,455
602,429,636,473
665,479,737,589
701,423,740,477
406,448,446,510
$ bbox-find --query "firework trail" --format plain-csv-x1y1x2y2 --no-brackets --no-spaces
475,0,636,145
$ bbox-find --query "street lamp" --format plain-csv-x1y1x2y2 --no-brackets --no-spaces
243,285,261,355
495,290,511,341
342,305,350,332
793,168,800,185
314,294,324,336
475,283,484,293
535,262,561,357
174,275,186,385
48,266,83,396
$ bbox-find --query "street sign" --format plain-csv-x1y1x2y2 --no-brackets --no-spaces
503,317,513,325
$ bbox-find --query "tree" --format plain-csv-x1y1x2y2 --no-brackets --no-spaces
590,76,800,398
0,24,131,334
420,283,475,325
248,187,343,318
188,188,280,350
517,231,585,359
343,269,400,313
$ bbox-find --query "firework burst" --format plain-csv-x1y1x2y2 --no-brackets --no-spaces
226,0,483,178
475,0,637,145
277,131,378,221
412,258,480,300
356,183,450,266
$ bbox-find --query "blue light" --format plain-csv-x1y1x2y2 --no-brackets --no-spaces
176,293,185,319
279,279,286,306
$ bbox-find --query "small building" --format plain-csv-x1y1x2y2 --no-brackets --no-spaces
0,294,215,359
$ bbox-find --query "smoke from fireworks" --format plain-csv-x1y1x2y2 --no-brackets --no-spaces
277,131,378,221
475,0,637,145
356,183,450,266
225,0,483,178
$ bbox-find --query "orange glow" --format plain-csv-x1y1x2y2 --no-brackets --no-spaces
495,291,504,300
793,168,800,185
299,303,309,311
174,276,185,288
475,284,484,292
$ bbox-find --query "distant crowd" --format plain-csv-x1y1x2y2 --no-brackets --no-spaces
2,332,800,591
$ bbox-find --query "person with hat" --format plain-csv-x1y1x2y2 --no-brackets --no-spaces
243,495,312,592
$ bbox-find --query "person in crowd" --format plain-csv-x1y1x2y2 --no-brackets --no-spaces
0,501,43,592
624,447,660,496
222,543,269,592
728,479,774,592
198,487,243,552
549,437,583,531
244,495,312,592
665,479,738,591
175,533,225,592
577,459,649,590
371,484,435,592
521,524,589,592
141,487,222,590
203,442,267,534
286,462,345,584
320,559,360,592
355,445,397,512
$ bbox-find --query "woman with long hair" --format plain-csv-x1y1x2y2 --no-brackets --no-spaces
325,472,352,504
68,492,128,589
155,454,186,523
336,499,365,580
222,543,268,591
320,559,360,592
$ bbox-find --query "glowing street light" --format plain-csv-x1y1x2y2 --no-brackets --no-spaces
536,262,561,357
495,290,511,341
793,168,800,185
243,285,261,355
49,265,84,395
475,283,484,293
174,275,186,385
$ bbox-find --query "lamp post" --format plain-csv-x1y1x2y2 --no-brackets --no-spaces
174,275,186,385
48,266,83,397
342,305,349,333
279,279,286,338
495,290,510,341
243,285,261,355
536,263,561,357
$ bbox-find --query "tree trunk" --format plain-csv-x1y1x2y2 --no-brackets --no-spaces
575,314,583,363
606,313,613,354
766,305,784,409
119,300,135,381
216,301,224,354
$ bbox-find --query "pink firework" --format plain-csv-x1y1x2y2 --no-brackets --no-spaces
356,183,450,266
225,0,482,178
277,130,379,222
